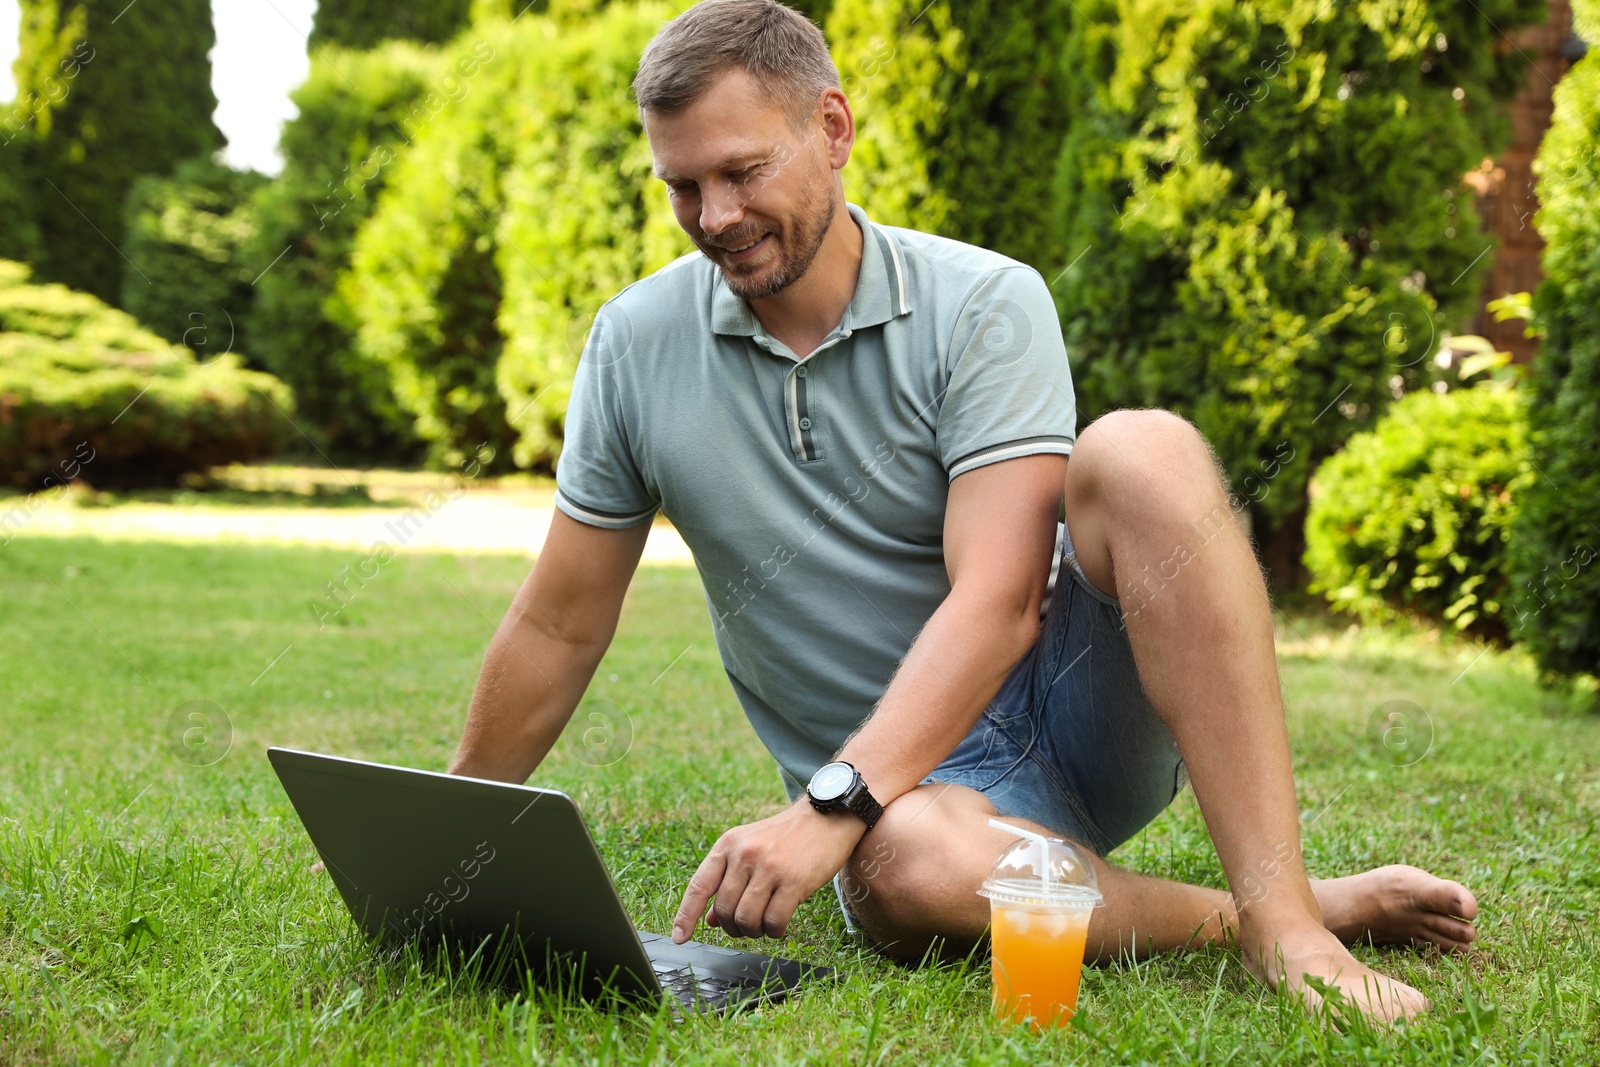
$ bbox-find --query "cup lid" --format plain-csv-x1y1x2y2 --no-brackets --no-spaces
977,833,1103,908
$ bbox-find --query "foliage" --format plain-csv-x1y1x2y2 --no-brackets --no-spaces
1510,0,1600,683
121,159,272,366
1304,387,1534,636
338,4,682,471
0,122,41,264
1053,0,1545,554
12,0,222,303
794,0,833,23
246,41,447,461
493,8,683,470
825,0,1073,272
309,0,474,49
0,260,291,489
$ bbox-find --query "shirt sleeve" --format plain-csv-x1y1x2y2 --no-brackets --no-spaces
553,324,660,529
936,265,1078,480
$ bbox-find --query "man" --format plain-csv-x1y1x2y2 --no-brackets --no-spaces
449,0,1479,1024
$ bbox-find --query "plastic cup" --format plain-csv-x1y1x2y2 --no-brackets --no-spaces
978,824,1103,1031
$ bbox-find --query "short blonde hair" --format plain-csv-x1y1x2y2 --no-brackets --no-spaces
632,0,840,131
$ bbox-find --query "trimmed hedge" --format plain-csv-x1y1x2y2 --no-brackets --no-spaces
826,0,1073,272
0,260,291,489
1510,0,1600,682
246,40,446,460
121,159,272,365
1305,387,1533,636
1053,0,1544,569
338,4,681,470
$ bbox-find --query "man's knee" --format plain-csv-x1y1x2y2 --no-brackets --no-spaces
840,785,995,956
842,794,929,931
1072,408,1232,514
1078,409,1217,478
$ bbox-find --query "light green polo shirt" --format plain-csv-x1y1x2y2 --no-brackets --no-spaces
554,202,1077,797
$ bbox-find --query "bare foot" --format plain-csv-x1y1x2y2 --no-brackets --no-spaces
1242,921,1431,1025
1312,865,1478,953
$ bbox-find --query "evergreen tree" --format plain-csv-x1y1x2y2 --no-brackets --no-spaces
1510,0,1600,684
13,0,223,303
825,0,1073,272
310,0,475,49
122,159,272,365
0,123,41,263
246,41,443,460
1053,0,1544,578
338,4,682,470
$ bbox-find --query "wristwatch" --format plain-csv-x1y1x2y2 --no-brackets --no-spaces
805,760,884,830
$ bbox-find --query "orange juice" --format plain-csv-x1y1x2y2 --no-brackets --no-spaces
989,902,1093,1030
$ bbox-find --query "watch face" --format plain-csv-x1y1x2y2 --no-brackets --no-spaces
809,761,855,803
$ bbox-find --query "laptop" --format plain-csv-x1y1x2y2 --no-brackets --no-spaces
267,748,835,1013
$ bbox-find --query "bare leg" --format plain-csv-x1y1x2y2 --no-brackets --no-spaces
846,784,1477,975
1054,409,1460,1022
846,785,1235,964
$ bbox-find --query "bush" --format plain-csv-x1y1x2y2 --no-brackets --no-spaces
825,0,1072,272
121,158,272,365
1053,0,1544,572
13,0,222,303
0,260,291,489
246,40,446,461
1510,0,1600,683
1304,387,1533,636
339,4,681,470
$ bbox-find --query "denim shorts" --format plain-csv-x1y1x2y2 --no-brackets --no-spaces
925,518,1189,856
834,518,1188,930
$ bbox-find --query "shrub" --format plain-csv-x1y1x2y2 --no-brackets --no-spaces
825,0,1073,272
1053,0,1544,574
13,0,222,303
1510,0,1600,683
339,4,681,470
246,40,445,461
0,260,291,489
1304,387,1533,636
121,159,272,365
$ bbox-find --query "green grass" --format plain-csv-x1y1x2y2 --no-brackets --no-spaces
2,534,1597,1064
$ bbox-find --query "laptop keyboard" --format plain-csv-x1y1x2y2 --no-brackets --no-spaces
650,958,744,1007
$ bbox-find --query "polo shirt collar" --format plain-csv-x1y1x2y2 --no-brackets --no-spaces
710,201,914,337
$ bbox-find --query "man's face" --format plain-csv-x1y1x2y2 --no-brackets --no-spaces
644,68,837,301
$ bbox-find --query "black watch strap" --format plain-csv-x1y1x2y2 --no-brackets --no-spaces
844,784,884,830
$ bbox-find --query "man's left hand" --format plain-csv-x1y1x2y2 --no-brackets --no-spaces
671,800,866,943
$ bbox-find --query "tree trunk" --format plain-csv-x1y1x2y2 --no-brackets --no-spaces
1254,504,1309,597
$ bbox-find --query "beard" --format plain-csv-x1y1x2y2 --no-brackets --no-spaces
698,175,837,302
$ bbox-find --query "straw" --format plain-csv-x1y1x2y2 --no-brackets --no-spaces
989,818,1051,895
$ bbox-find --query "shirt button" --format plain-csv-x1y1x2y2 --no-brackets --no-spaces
796,366,808,378
799,417,813,430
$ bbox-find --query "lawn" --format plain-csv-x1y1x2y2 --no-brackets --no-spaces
1,533,1597,1064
